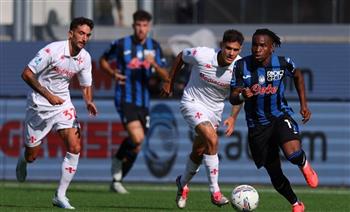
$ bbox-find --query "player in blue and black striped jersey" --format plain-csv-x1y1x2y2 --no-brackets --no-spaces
230,29,318,212
100,10,169,194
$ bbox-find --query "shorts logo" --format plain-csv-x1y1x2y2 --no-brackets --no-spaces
267,70,284,81
30,136,37,143
194,112,202,119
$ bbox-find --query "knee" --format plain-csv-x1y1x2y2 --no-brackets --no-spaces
205,137,218,154
68,143,81,154
25,155,37,163
190,151,203,164
287,149,306,166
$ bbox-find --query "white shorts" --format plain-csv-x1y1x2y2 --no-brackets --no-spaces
179,99,222,132
24,103,80,147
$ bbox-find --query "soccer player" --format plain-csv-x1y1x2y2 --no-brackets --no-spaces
229,28,318,212
99,10,168,194
161,29,244,208
15,17,97,209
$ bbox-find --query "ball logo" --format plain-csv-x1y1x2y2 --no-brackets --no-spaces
144,104,179,177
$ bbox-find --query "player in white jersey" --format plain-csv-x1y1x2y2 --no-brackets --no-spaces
15,17,97,210
161,29,244,208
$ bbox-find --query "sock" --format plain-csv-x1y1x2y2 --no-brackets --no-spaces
57,152,79,198
203,154,220,193
111,157,122,182
266,164,298,205
122,150,138,178
287,149,306,167
180,155,201,187
18,148,28,164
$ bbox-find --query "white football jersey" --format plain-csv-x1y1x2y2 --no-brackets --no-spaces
181,47,241,114
27,40,92,109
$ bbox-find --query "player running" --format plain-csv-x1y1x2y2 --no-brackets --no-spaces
229,28,318,212
16,17,97,209
162,29,244,209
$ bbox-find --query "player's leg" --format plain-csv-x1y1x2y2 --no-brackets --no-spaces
16,145,41,182
111,120,144,193
176,135,203,209
278,116,318,188
52,127,81,209
264,157,304,210
16,108,52,182
196,122,229,207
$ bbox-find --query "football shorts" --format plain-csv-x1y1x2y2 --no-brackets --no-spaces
24,103,80,147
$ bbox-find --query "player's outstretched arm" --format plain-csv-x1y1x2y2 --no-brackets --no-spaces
81,86,97,116
160,52,184,97
21,66,65,105
293,69,311,124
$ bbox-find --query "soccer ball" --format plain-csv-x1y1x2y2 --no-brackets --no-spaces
231,185,259,211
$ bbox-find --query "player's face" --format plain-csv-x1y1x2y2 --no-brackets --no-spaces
69,24,92,52
251,34,274,65
219,41,242,66
133,20,150,43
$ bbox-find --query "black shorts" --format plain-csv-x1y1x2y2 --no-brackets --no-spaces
118,103,150,133
248,115,301,169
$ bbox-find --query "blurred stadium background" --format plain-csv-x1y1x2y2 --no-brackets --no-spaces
0,0,349,189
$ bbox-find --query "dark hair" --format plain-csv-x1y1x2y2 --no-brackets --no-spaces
133,10,152,22
70,17,94,31
253,28,281,47
222,29,244,45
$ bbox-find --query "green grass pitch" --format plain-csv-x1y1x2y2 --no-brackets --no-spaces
1,181,349,211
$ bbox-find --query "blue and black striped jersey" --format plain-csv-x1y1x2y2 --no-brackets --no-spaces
231,54,296,127
103,35,166,109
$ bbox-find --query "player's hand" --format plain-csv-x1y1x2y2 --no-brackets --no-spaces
145,53,155,66
47,94,65,105
114,72,126,85
160,80,173,97
223,116,235,136
242,87,254,99
300,106,311,124
86,101,98,116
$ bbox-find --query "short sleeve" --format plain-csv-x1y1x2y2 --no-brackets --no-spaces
181,47,199,65
77,53,92,87
27,45,52,74
154,42,167,67
102,40,120,62
285,57,296,77
230,60,244,88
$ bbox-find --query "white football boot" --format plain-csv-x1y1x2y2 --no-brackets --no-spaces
110,157,129,194
52,193,75,210
175,175,190,209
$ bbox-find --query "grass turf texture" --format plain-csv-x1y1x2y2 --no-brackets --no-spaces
0,182,349,211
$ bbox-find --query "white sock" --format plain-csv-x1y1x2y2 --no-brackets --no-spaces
203,154,220,193
57,152,79,198
180,156,200,187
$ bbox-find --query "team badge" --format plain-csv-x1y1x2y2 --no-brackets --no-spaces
258,75,265,84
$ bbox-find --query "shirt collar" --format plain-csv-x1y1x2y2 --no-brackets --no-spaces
64,40,82,59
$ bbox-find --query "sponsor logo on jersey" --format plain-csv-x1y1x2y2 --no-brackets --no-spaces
251,84,278,95
53,66,75,79
123,50,131,55
199,73,230,88
243,75,251,79
267,70,284,81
